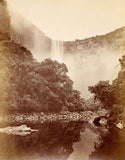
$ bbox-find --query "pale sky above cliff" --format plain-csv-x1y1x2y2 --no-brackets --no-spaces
7,0,125,40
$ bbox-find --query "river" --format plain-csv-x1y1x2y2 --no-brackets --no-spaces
0,112,110,160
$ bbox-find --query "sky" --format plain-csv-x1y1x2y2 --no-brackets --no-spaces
7,0,125,40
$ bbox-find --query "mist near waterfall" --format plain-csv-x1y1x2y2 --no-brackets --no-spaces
8,9,124,99
9,10,51,62
49,40,123,99
64,48,123,99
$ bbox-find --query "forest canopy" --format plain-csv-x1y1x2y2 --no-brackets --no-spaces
89,55,125,160
0,40,84,113
88,55,125,123
9,58,85,113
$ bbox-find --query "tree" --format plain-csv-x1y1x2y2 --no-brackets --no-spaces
1,40,84,113
89,55,125,160
88,80,116,108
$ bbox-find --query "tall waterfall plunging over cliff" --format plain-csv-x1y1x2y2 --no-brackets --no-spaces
51,40,63,62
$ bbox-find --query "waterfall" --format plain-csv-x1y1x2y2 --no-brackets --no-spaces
51,40,63,63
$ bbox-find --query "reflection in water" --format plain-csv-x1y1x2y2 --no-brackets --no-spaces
89,125,125,160
2,116,124,160
0,121,87,160
0,125,38,136
68,128,99,160
0,113,109,160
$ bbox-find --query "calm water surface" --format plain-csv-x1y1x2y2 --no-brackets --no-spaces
0,114,108,160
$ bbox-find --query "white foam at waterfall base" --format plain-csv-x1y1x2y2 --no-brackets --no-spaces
51,40,63,63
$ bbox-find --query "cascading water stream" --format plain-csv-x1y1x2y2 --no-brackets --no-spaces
51,40,63,63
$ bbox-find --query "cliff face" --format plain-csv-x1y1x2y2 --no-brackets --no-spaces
63,27,125,55
9,10,125,61
0,0,10,40
0,2,84,114
8,7,125,98
63,27,125,98
0,1,34,114
10,13,51,61
10,16,125,61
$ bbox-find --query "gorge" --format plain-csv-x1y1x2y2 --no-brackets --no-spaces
0,1,125,160
9,12,125,98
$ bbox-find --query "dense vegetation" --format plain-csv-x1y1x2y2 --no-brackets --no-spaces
0,39,85,114
89,55,125,123
0,0,85,114
89,55,125,160
1,1,125,159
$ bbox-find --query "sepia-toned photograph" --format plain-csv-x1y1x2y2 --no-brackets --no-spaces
0,0,125,159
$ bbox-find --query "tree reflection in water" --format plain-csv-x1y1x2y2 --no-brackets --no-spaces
89,125,125,160
1,119,124,160
0,121,85,160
